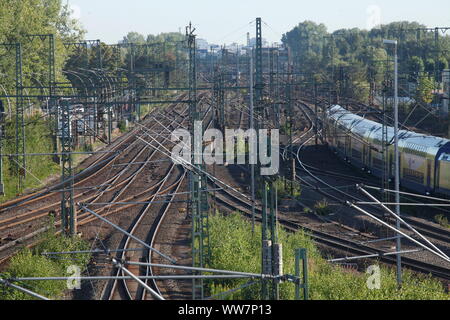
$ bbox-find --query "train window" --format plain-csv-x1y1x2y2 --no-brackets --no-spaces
403,168,424,184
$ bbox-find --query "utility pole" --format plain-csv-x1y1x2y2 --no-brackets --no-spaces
286,59,295,196
60,99,76,235
0,43,26,192
249,54,255,233
15,43,25,193
187,23,210,300
49,35,57,165
383,39,402,287
255,17,280,301
286,46,296,196
314,81,319,146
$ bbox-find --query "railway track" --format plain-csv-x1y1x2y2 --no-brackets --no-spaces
296,101,450,246
100,95,214,300
209,170,450,281
0,94,196,265
205,94,450,283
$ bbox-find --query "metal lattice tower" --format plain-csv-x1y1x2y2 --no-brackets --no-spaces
213,70,225,131
255,18,264,104
253,17,279,301
60,100,76,235
49,35,58,164
382,57,391,211
15,43,25,192
187,23,210,300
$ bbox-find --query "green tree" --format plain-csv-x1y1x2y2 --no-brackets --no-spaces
416,75,435,104
122,31,146,44
408,56,425,81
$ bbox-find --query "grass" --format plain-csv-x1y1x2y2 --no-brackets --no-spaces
0,220,91,300
207,212,449,300
434,214,450,229
275,178,301,199
314,199,333,216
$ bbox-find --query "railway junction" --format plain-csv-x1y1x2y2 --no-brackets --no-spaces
0,11,449,302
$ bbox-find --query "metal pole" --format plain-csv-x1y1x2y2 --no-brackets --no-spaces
328,249,423,263
358,186,449,260
42,248,147,255
13,275,258,281
124,261,267,278
301,249,309,300
294,248,308,300
348,202,450,262
60,100,75,235
0,278,50,300
15,43,25,192
393,42,402,287
250,54,256,233
112,258,165,300
383,39,401,286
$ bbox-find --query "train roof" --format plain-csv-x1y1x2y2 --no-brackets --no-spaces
328,105,450,150
328,105,381,137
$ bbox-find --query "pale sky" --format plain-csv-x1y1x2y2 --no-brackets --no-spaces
66,0,450,45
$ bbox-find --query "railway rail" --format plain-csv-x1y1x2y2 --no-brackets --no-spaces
100,95,215,300
296,101,450,245
0,94,201,266
207,94,450,282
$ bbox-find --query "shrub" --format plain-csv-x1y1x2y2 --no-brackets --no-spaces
0,249,66,300
0,221,91,300
314,199,332,216
207,212,449,300
35,222,91,271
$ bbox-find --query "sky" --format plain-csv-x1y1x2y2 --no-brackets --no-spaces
66,0,450,45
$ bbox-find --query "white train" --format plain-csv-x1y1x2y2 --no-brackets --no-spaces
326,105,450,196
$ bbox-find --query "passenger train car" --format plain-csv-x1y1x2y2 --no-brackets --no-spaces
326,105,450,196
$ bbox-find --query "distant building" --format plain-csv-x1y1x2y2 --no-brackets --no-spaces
249,37,269,48
196,38,209,50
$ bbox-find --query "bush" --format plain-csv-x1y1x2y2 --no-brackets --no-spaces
275,178,301,199
314,199,332,216
35,222,91,271
0,221,91,300
207,212,449,300
0,249,66,300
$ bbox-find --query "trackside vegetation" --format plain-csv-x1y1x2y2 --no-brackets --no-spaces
0,221,91,300
207,212,449,300
1,116,60,203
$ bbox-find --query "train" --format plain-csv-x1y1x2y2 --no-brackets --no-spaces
326,105,450,196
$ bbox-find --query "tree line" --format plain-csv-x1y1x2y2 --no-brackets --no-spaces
281,21,450,104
